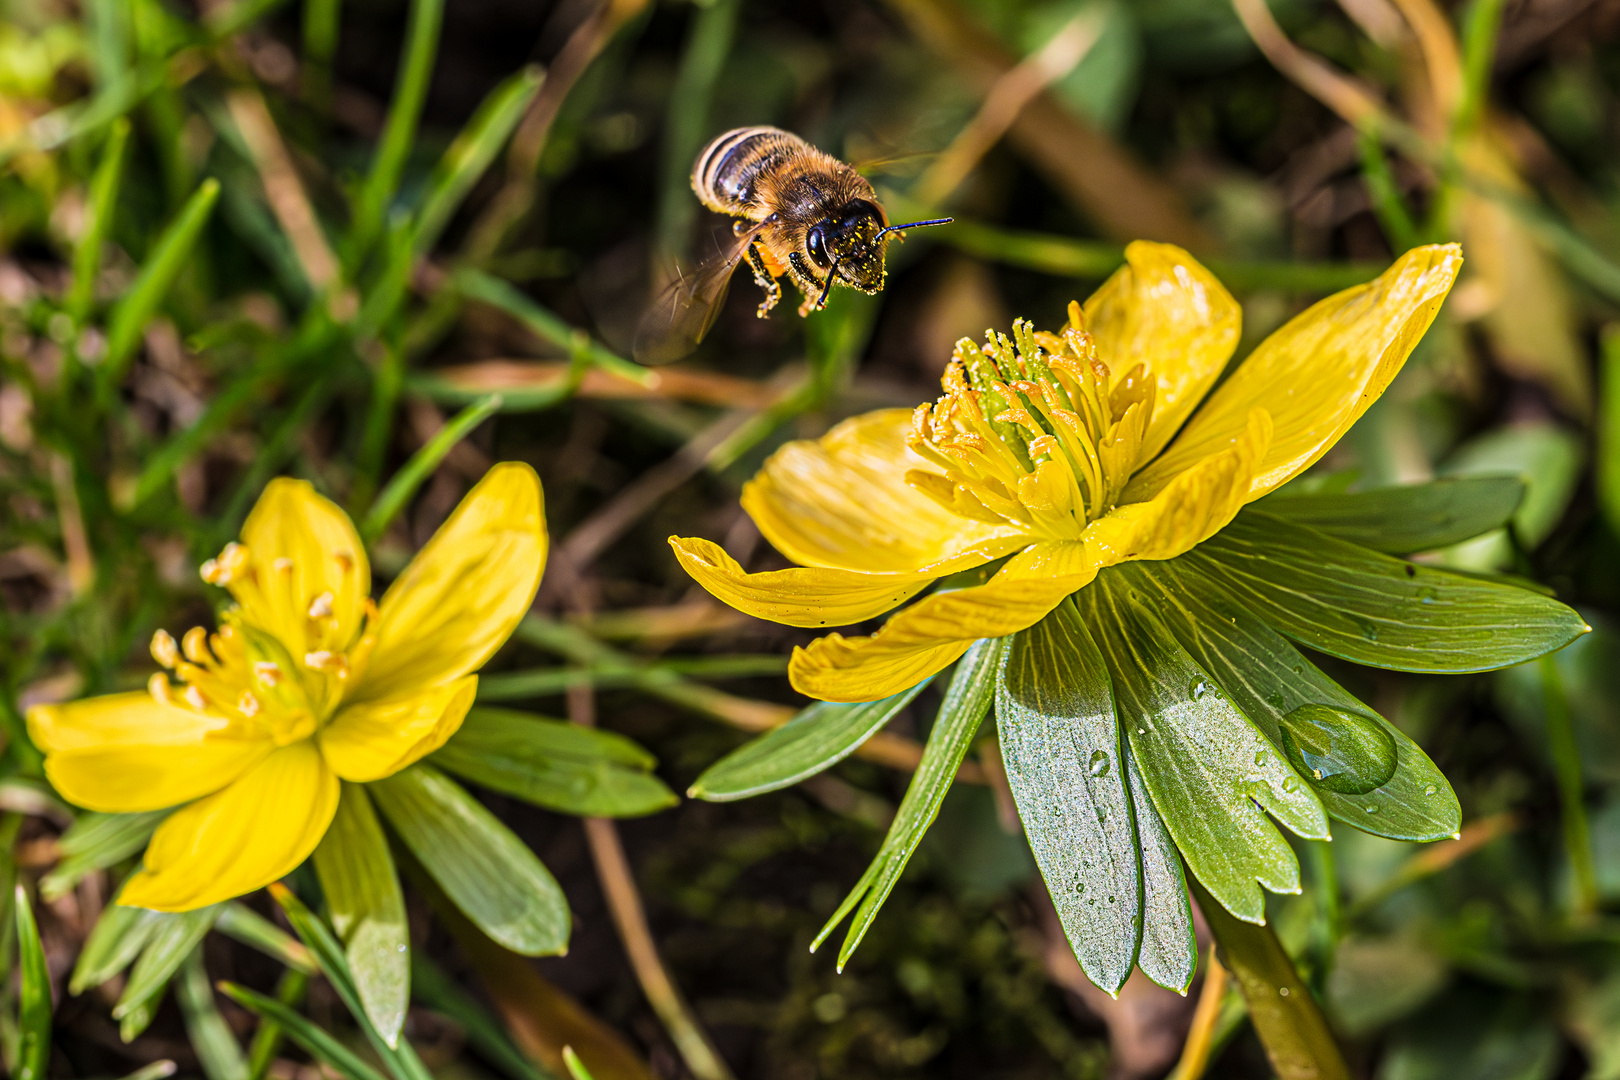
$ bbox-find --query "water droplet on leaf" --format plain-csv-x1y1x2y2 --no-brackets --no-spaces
1189,679,1211,700
1278,704,1398,795
1416,586,1439,604
1088,749,1110,777
1425,785,1437,796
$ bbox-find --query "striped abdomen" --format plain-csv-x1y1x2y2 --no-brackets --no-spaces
691,126,808,218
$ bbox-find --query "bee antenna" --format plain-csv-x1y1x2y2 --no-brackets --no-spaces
875,217,953,240
815,258,840,310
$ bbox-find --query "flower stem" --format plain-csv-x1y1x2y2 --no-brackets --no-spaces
1168,944,1228,1080
1190,879,1351,1080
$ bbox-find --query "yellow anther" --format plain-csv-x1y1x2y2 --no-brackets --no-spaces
304,650,350,678
183,685,208,710
334,551,354,573
307,591,335,619
148,672,173,706
150,629,179,668
182,626,212,665
200,541,249,585
253,661,283,687
273,557,294,574
237,690,261,718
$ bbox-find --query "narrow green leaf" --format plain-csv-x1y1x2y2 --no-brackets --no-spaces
996,601,1142,994
412,951,552,1080
690,679,932,801
102,177,221,382
815,640,1002,969
1260,476,1525,554
413,67,544,255
1122,743,1196,992
175,948,248,1080
15,886,51,1080
360,393,502,543
1191,879,1352,1080
220,982,393,1080
1122,559,1461,841
1189,511,1588,673
269,885,432,1080
563,1048,597,1080
247,970,308,1080
312,784,409,1047
68,116,129,321
371,764,570,956
433,707,675,817
215,902,317,973
42,810,165,900
348,0,443,260
114,904,222,1036
71,902,166,993
452,269,653,387
1083,573,1328,924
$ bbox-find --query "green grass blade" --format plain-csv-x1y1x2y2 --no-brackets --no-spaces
176,947,249,1080
15,885,52,1080
114,904,223,1037
359,392,502,543
247,970,308,1080
68,116,129,322
452,269,652,385
72,903,166,992
220,982,393,1080
654,0,739,259
348,0,444,261
413,66,544,256
102,177,220,384
216,902,317,973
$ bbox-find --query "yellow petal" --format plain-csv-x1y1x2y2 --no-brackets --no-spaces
118,742,338,911
788,540,1104,702
29,693,272,813
669,535,1025,628
1094,408,1272,564
1128,244,1462,503
743,409,1027,573
1083,240,1242,463
239,478,370,650
357,463,547,700
319,676,477,782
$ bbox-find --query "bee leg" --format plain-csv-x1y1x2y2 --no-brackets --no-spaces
745,243,781,319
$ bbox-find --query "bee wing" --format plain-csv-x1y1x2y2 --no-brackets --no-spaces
634,227,759,365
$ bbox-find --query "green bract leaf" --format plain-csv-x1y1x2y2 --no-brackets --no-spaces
114,904,222,1039
995,601,1141,994
433,707,677,817
1118,560,1461,841
689,679,931,801
15,887,51,1080
1123,744,1196,992
1084,574,1328,924
72,901,164,993
815,639,1002,970
42,810,166,901
1190,511,1587,673
371,764,569,957
1260,476,1524,553
1441,421,1583,547
313,783,409,1047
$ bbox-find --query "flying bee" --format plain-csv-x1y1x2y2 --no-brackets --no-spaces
634,126,951,364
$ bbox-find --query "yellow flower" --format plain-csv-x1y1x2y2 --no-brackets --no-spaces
27,464,547,911
671,242,1462,702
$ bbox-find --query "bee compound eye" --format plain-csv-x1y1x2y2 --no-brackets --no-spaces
806,225,829,267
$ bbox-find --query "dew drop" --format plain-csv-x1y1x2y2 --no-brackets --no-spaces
1253,750,1267,767
1278,986,1291,997
1281,775,1299,793
1424,785,1437,796
1359,620,1380,642
1189,679,1211,700
1088,749,1111,777
1415,586,1439,604
1277,704,1398,795
1137,727,1146,735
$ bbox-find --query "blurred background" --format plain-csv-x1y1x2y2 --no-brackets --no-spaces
4,0,1620,1077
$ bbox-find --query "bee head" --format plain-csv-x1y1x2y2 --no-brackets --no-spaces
805,200,888,293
